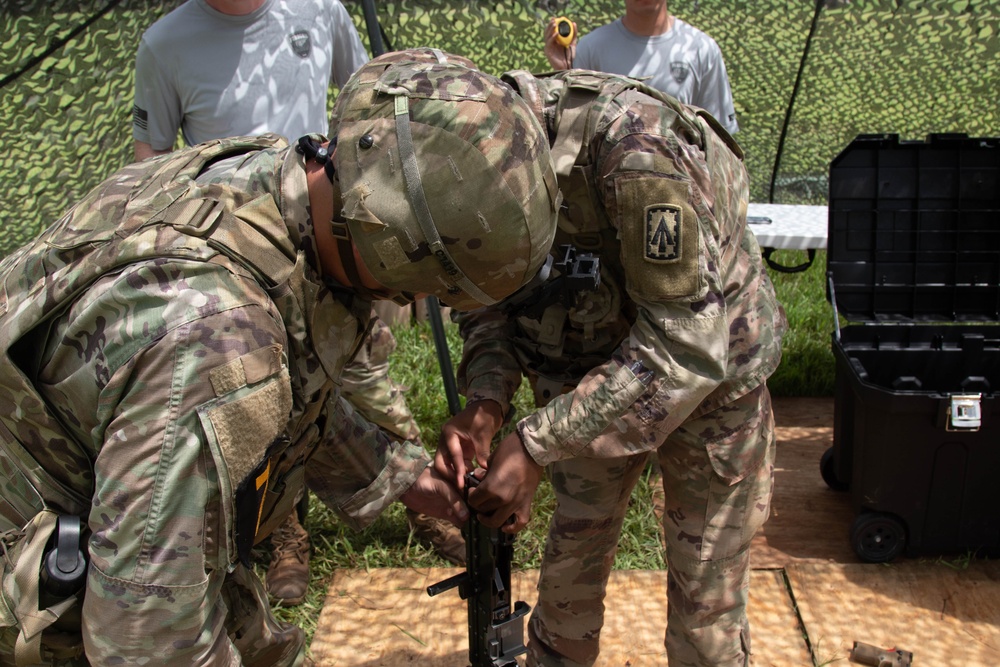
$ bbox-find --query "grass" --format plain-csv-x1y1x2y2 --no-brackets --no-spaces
3,3,995,660
765,249,837,398
266,252,837,649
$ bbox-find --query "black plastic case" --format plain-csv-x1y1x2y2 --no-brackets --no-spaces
822,133,1000,562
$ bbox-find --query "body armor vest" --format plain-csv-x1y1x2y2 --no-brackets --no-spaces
498,70,745,392
0,135,307,533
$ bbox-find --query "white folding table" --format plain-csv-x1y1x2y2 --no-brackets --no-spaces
746,203,828,272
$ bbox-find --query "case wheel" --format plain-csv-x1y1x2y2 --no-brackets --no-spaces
851,512,906,563
820,447,849,492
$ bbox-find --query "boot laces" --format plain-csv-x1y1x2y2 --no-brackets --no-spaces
272,518,309,564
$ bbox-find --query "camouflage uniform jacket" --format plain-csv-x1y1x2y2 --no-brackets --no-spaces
456,70,787,466
0,135,428,663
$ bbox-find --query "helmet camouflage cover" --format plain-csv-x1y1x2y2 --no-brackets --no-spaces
330,48,560,311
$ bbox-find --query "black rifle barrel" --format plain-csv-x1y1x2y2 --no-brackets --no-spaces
359,0,385,57
427,475,529,667
426,295,462,416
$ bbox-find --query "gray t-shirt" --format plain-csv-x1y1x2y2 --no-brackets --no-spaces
133,0,369,150
575,17,739,133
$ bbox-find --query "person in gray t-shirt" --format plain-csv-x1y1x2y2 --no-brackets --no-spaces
544,0,739,134
132,0,368,162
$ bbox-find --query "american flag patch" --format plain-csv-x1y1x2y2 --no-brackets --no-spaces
132,104,148,131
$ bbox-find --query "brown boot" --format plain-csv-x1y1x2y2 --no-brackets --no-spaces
406,508,466,566
266,511,311,606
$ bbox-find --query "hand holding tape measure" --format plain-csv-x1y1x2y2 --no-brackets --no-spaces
545,16,577,70
553,16,576,47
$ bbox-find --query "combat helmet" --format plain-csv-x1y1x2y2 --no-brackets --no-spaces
327,48,560,311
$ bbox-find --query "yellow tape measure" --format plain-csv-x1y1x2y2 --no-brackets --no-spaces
554,17,575,48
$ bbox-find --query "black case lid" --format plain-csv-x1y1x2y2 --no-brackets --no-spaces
826,133,1000,323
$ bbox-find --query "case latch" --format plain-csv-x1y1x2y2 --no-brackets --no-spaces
947,394,982,431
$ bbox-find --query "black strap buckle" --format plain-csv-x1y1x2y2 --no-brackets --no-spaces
41,515,88,600
296,135,338,184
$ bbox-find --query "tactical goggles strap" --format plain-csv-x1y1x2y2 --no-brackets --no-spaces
393,95,497,306
297,135,348,241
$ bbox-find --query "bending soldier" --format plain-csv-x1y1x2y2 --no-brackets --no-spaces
131,0,373,604
0,49,558,666
437,68,786,666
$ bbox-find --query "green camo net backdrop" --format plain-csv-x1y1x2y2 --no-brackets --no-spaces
1,0,998,256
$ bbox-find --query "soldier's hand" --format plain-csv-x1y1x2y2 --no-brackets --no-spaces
436,400,504,490
467,431,543,533
544,17,577,70
400,465,469,527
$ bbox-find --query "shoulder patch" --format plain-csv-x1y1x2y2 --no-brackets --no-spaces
645,205,683,263
616,175,704,301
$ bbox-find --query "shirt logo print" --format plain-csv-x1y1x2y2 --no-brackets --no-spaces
670,61,691,84
289,30,312,58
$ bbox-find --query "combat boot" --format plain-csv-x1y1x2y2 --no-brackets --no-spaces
406,508,466,566
266,511,311,606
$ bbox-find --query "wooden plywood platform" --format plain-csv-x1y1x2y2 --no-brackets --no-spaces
312,562,1000,666
788,560,1000,666
310,568,812,666
752,397,856,568
309,397,1000,665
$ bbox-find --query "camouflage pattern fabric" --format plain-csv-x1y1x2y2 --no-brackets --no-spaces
0,135,429,664
330,48,560,311
341,316,422,443
455,70,787,665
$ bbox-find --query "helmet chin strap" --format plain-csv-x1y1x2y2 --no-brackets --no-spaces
296,135,337,184
298,135,415,306
329,228,417,305
392,95,497,306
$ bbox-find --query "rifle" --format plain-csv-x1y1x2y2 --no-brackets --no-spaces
426,474,530,667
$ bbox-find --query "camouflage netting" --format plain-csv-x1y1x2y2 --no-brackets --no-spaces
1,0,998,256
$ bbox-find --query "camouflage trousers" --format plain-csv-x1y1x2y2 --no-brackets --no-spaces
526,384,775,667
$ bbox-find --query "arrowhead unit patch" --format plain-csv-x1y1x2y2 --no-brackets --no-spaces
645,205,683,262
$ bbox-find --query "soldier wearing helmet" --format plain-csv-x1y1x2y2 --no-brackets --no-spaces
0,48,558,666
436,68,786,666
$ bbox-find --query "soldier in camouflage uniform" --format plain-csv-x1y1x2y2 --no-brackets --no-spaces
436,69,787,666
0,49,558,666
